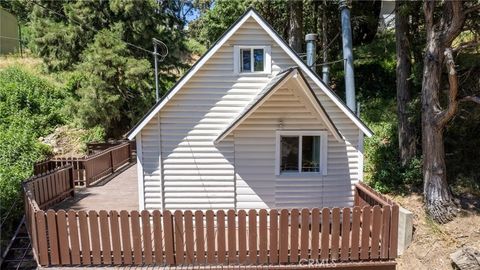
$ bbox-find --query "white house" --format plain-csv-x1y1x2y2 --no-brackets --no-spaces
127,8,373,212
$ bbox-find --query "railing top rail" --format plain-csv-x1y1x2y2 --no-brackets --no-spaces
83,142,130,161
354,181,396,207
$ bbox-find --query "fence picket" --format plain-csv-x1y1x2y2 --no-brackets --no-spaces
290,208,299,263
78,211,91,265
371,205,382,259
360,206,371,260
206,210,215,264
279,209,289,263
320,208,330,260
184,210,195,264
131,211,143,264
350,206,361,261
174,210,185,264
120,210,132,264
35,211,49,266
259,209,268,264
109,211,122,265
248,209,257,264
311,208,320,260
331,207,341,260
389,205,399,258
217,210,226,264
238,210,247,264
152,210,164,264
300,208,309,260
163,210,175,265
380,206,391,259
269,209,279,264
89,210,101,264
194,210,206,264
227,210,236,264
141,210,153,264
99,210,112,265
340,208,351,261
56,210,70,265
67,210,81,264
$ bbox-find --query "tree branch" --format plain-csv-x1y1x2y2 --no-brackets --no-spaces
436,48,460,127
443,1,466,46
460,96,480,105
465,4,480,14
453,41,480,52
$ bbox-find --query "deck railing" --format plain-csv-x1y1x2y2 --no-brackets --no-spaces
33,142,133,187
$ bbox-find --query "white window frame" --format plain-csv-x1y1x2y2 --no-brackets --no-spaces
233,45,271,75
275,130,328,176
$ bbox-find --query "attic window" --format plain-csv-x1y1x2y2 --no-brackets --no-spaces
234,46,271,74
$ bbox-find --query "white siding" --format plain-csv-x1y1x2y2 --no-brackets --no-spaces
137,17,362,211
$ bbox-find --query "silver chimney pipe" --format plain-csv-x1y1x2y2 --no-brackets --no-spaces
339,0,356,112
305,33,318,72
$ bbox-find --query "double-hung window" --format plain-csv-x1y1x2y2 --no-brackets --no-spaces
275,131,328,175
234,46,271,74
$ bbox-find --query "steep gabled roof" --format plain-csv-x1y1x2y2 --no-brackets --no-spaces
215,67,343,143
127,8,373,140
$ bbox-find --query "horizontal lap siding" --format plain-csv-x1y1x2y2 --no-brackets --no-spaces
140,117,162,210
138,17,361,210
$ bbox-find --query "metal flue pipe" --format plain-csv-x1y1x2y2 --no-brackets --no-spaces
339,0,356,112
305,33,318,71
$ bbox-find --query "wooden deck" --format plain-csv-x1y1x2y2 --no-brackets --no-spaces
54,163,138,211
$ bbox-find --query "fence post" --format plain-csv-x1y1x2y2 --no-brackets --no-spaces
68,166,75,197
110,150,115,174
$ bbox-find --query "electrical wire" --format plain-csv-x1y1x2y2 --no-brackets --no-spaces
31,1,166,57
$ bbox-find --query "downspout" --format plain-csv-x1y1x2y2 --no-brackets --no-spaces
339,0,356,112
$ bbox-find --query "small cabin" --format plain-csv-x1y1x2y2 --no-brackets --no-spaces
127,9,373,212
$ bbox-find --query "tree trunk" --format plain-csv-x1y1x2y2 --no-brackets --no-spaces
288,0,303,53
421,32,455,223
395,1,416,165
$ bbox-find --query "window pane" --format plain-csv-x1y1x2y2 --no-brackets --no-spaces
253,48,264,72
241,49,251,72
302,136,320,172
281,136,299,172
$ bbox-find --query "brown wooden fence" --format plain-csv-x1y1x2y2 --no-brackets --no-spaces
28,205,398,267
34,142,133,187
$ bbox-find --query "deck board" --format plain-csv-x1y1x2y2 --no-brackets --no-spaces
54,164,138,211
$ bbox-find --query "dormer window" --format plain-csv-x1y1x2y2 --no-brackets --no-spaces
234,45,271,74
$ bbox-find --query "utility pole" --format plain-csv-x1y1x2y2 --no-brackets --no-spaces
339,0,356,112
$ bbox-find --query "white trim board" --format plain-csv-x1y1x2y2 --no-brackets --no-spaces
127,8,373,140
